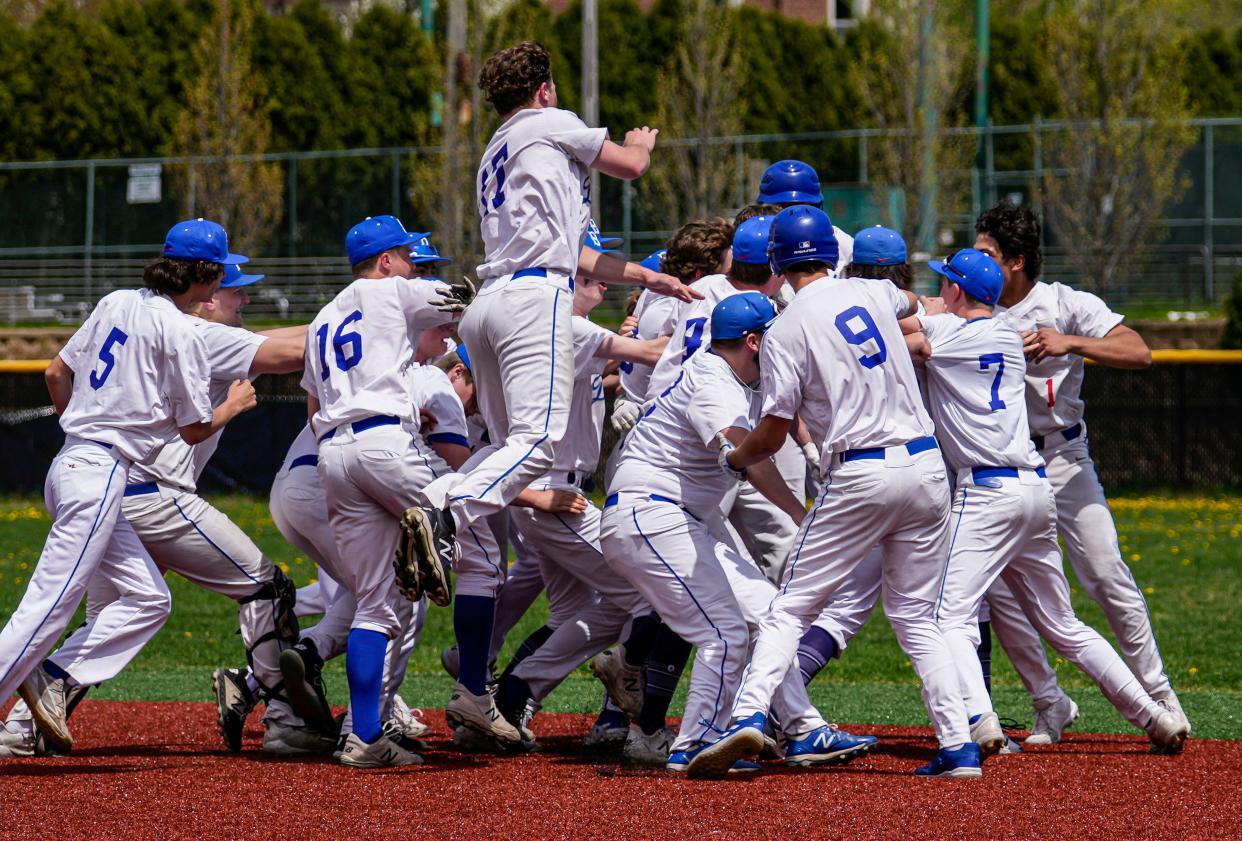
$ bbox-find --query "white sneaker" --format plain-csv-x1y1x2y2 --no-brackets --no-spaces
0,721,36,758
1154,690,1192,735
18,667,71,754
970,711,1005,758
621,724,674,767
1025,694,1078,745
338,732,424,768
392,695,431,740
445,682,521,745
998,736,1023,755
590,648,644,719
263,722,336,756
1147,709,1190,755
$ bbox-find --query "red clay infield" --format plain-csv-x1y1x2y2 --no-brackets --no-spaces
0,701,1238,840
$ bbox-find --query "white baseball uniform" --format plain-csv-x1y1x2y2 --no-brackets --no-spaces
618,289,681,403
990,282,1174,701
602,350,824,751
921,314,1162,731
727,274,970,749
509,316,651,700
419,107,606,532
0,289,212,703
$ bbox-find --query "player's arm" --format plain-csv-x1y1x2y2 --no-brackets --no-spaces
511,487,589,514
44,356,73,415
178,380,257,445
1023,323,1151,369
719,426,805,525
250,328,308,376
905,331,932,362
727,414,792,470
593,333,669,368
430,441,472,471
590,127,658,180
306,393,320,433
257,325,308,340
578,248,702,302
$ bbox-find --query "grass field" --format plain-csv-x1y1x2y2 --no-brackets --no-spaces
1,492,1239,739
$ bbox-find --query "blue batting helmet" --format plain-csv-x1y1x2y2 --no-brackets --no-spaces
768,205,839,273
757,160,823,207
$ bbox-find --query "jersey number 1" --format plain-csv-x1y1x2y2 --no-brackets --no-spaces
316,310,364,379
89,327,128,389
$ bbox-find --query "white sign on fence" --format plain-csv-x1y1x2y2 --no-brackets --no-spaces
126,164,162,204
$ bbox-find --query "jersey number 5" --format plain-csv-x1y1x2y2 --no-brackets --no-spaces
834,307,888,368
316,310,364,379
89,327,129,389
479,144,510,216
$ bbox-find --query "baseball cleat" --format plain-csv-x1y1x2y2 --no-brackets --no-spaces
685,712,767,780
668,744,760,774
583,709,631,751
998,736,1023,755
262,722,337,757
783,724,878,767
1147,709,1190,755
396,505,456,607
589,648,643,719
915,743,983,778
338,732,424,768
621,724,675,766
1154,690,1192,735
212,667,256,753
969,711,1005,759
279,643,335,733
391,695,431,741
0,721,36,758
445,682,521,745
18,666,72,755
1025,694,1078,745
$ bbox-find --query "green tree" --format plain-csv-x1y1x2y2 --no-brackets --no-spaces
0,11,31,162
1179,26,1242,117
252,3,347,151
344,4,437,150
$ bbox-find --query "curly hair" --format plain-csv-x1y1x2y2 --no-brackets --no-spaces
143,257,222,296
478,41,552,115
661,218,735,284
975,200,1043,279
843,262,915,291
733,203,782,227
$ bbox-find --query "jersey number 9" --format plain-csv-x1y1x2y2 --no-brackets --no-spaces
834,307,888,369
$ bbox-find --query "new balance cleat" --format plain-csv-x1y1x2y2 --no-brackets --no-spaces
338,732,423,768
969,711,1005,759
19,666,72,755
212,667,256,753
915,743,983,778
397,505,456,607
583,709,631,751
589,648,643,719
392,695,431,741
1025,694,1078,745
621,724,675,767
0,721,36,758
669,743,760,774
279,643,334,733
445,682,521,745
783,724,877,767
685,712,766,779
1147,709,1190,755
263,722,337,756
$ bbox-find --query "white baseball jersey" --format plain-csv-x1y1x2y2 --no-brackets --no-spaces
761,276,931,455
550,316,612,474
57,289,214,464
994,281,1124,436
919,314,1042,472
409,365,470,450
611,351,757,522
476,107,607,280
281,422,318,467
644,274,745,401
129,321,266,490
618,290,681,402
833,226,854,272
301,276,448,432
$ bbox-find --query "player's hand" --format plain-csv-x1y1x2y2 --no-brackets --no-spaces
644,271,704,303
226,379,258,414
920,296,947,316
619,314,639,336
1022,327,1075,363
715,432,746,481
624,126,659,153
420,408,439,431
800,441,821,480
610,396,643,434
527,489,588,514
429,277,476,314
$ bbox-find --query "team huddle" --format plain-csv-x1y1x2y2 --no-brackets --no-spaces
0,41,1191,779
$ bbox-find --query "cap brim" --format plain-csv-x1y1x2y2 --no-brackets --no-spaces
927,260,949,277
220,252,249,266
220,273,265,288
411,255,453,265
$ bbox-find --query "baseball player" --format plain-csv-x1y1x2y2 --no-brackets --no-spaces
907,247,1188,760
972,200,1190,741
0,219,253,755
690,206,970,779
302,214,476,767
401,41,696,726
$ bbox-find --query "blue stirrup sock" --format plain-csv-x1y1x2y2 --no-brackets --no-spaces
797,626,839,686
454,595,496,695
345,628,388,744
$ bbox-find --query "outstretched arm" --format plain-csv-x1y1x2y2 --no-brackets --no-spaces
591,127,658,180
1022,323,1151,369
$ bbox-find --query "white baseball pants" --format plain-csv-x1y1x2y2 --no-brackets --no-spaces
725,437,805,585
810,545,883,656
420,272,575,531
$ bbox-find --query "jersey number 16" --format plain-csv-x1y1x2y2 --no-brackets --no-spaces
316,310,364,379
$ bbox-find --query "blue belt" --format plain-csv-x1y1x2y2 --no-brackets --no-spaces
289,454,319,470
512,267,574,291
1031,423,1081,451
840,436,938,463
318,414,401,442
88,440,113,450
124,482,158,497
971,466,1047,483
604,493,681,508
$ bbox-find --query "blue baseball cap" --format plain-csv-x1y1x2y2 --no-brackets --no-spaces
346,215,428,265
929,248,1004,305
163,219,248,265
852,226,907,266
583,219,620,254
220,264,265,288
733,216,774,265
456,344,472,371
411,236,453,265
757,160,823,207
711,291,777,341
640,249,667,273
